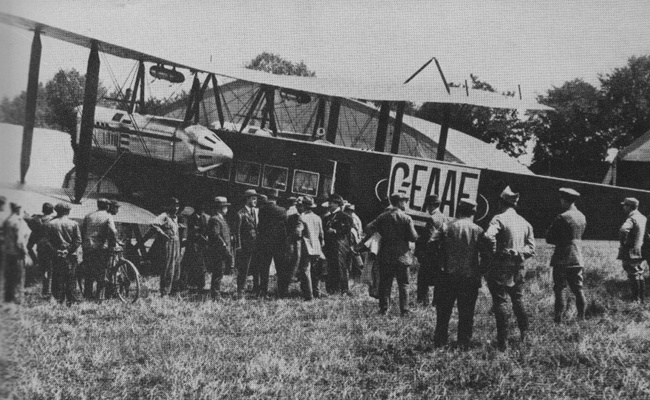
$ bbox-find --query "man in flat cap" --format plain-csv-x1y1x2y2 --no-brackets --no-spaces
618,197,647,302
484,186,535,350
25,202,55,298
3,202,30,304
546,188,587,322
235,189,258,297
416,194,450,307
81,198,118,300
366,192,418,316
45,203,83,305
256,189,288,298
207,196,233,299
434,199,487,347
323,193,354,295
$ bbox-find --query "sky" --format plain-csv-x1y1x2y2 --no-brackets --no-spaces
1,0,649,103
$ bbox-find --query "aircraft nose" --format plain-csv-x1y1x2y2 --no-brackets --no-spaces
188,126,233,172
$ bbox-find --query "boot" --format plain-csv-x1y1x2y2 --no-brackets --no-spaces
629,279,639,302
554,291,564,323
638,280,645,303
575,289,586,320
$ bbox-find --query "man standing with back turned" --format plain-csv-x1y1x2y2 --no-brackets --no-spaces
484,186,535,350
366,192,418,316
618,197,647,303
546,188,587,322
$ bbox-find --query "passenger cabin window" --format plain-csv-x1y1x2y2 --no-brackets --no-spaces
205,161,232,181
235,161,261,187
292,170,319,196
262,165,288,191
112,113,124,122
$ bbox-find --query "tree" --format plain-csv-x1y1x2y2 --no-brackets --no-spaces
415,74,532,158
43,69,86,134
0,84,49,127
245,52,316,77
528,79,607,181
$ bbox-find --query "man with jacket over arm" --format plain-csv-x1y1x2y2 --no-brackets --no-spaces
235,189,258,298
618,197,647,303
415,194,449,307
207,196,233,300
366,192,419,316
546,188,587,322
484,186,536,350
323,194,354,295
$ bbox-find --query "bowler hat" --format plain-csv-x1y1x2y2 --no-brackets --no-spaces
621,197,639,208
214,196,231,206
389,192,409,203
499,186,519,206
243,189,258,198
97,198,110,206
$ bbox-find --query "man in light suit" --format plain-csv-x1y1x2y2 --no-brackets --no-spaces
235,189,258,297
298,196,325,300
484,186,536,350
546,188,587,322
618,197,647,302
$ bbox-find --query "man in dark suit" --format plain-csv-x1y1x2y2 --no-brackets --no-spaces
546,188,587,322
323,194,354,295
415,194,450,307
618,197,648,302
235,189,258,297
256,189,287,298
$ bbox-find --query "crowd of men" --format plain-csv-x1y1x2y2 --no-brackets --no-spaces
0,185,648,350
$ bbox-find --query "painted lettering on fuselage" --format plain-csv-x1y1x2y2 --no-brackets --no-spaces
388,156,481,222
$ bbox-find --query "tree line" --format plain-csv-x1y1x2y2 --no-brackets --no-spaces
2,53,649,183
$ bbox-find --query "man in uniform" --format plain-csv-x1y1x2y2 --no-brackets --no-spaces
416,194,450,307
434,199,486,348
45,203,83,306
25,202,55,298
366,192,419,316
235,189,258,297
256,190,287,298
3,202,30,304
182,201,211,293
618,197,648,302
484,186,536,350
81,198,117,300
0,196,10,301
546,188,587,322
323,194,354,295
207,196,233,299
298,196,325,300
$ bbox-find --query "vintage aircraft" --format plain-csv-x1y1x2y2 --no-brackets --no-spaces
2,11,649,241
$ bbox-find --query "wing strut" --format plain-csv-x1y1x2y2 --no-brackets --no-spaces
128,61,146,113
391,102,406,154
20,28,42,184
211,74,225,128
74,41,101,203
311,97,326,137
326,97,341,144
239,87,264,133
374,102,390,152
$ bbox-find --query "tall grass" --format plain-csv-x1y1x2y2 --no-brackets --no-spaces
2,240,649,399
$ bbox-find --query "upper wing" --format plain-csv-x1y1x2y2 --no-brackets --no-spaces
0,12,552,111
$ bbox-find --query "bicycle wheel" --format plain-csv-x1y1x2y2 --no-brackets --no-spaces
113,259,141,303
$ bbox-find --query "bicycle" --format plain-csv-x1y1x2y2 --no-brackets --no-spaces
108,244,141,303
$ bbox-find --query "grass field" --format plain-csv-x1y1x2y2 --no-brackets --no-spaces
2,240,650,399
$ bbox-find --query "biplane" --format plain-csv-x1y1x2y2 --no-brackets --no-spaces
2,11,649,241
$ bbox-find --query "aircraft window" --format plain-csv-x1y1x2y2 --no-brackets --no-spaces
112,113,124,122
205,161,232,181
262,165,289,192
121,119,132,124
235,161,261,187
292,170,319,196
150,118,182,128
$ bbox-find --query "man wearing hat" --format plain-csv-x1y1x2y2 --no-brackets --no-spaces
297,196,325,300
434,199,487,347
45,203,83,305
285,197,305,297
323,193,354,295
256,189,288,298
546,188,587,322
416,194,450,307
3,202,30,304
484,186,535,350
0,196,9,301
366,192,419,315
207,196,233,299
151,197,182,297
181,200,211,293
286,197,299,216
81,198,118,300
618,197,647,302
25,202,55,298
235,189,258,297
